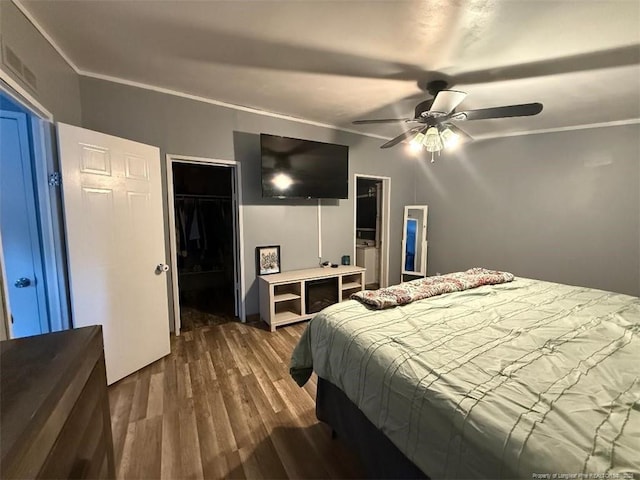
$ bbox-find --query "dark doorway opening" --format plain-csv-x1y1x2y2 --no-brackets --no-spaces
173,163,235,329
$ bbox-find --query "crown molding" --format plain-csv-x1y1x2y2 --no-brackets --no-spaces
79,70,390,141
474,118,640,141
12,0,80,74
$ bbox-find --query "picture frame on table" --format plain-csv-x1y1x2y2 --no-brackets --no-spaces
256,245,281,275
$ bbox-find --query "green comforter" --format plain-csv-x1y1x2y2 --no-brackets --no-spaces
290,277,640,478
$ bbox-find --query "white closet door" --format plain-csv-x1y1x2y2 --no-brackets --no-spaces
58,123,170,385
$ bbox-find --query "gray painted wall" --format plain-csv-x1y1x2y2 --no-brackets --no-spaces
0,1,81,124
79,77,418,319
415,124,640,296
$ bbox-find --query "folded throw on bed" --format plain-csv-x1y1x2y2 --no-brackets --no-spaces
351,267,514,309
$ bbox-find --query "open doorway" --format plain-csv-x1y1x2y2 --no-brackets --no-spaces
353,174,391,289
167,156,245,334
0,88,69,339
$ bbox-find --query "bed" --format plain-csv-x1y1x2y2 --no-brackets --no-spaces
290,270,640,479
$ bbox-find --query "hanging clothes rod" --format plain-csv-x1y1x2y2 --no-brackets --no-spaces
174,193,231,200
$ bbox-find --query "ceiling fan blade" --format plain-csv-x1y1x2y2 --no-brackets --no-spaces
352,118,412,125
456,102,543,121
380,127,423,149
429,90,467,115
414,98,435,118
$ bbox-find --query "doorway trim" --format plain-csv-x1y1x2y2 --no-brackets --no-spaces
0,72,53,121
353,174,391,288
0,84,69,339
166,154,246,335
0,231,11,340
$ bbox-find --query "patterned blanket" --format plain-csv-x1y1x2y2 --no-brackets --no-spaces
351,267,514,309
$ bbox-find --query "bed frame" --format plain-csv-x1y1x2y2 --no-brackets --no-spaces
316,377,428,479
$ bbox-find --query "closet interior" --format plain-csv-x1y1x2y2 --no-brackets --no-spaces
172,163,235,329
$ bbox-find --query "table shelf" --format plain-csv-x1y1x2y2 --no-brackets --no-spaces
274,292,302,302
273,310,302,323
258,266,365,332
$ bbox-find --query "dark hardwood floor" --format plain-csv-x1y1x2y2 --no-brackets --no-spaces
107,317,365,479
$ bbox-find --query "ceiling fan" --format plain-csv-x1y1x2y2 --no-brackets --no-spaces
352,80,543,157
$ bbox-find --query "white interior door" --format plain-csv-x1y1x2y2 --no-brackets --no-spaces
0,110,49,337
57,123,170,385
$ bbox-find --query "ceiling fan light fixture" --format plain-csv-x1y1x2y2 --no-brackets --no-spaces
440,127,460,150
354,84,541,155
408,131,426,153
423,127,442,152
411,131,426,146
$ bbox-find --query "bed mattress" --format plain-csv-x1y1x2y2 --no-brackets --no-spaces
290,277,640,478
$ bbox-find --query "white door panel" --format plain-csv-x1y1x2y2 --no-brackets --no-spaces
58,123,170,384
0,110,49,337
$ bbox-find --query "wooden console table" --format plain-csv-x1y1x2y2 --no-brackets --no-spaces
258,265,365,331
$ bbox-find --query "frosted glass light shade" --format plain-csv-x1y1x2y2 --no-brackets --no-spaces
410,132,425,147
440,127,460,149
423,127,442,152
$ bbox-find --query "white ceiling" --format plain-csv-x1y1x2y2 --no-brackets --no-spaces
20,0,640,143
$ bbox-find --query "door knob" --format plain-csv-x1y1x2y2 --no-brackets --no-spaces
155,264,170,274
14,277,32,288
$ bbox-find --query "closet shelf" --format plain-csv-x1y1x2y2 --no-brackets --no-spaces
174,193,231,200
179,269,224,276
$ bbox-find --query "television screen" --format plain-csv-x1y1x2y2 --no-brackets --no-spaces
261,134,349,199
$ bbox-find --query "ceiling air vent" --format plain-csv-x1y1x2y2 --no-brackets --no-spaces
2,42,38,93
3,44,23,76
22,65,37,91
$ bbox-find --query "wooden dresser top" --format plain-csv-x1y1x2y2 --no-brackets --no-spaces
0,326,104,476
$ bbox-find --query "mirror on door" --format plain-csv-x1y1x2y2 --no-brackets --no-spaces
401,206,428,279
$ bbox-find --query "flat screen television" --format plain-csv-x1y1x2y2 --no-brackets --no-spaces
261,133,349,199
